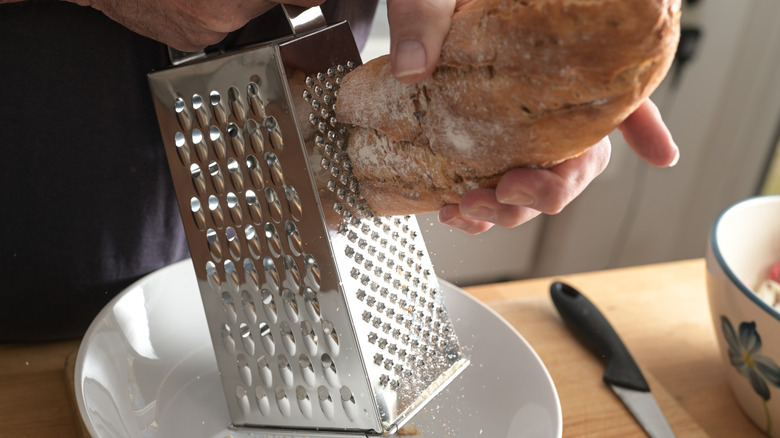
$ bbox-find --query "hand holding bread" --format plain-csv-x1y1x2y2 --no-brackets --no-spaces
336,0,681,217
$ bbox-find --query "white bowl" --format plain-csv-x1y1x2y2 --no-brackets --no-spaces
706,195,780,436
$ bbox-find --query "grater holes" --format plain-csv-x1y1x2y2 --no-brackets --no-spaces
174,132,191,166
339,386,357,420
238,322,255,356
174,97,192,131
209,126,227,161
224,260,239,293
303,254,321,291
264,187,283,223
296,355,315,388
296,386,313,419
190,197,206,231
318,386,335,419
222,291,238,324
210,90,228,127
205,260,221,290
260,289,278,323
285,220,303,256
245,225,262,259
255,386,271,416
265,152,284,186
228,86,246,124
245,155,264,191
246,119,265,154
276,386,291,417
237,354,252,387
259,322,275,356
241,290,257,324
264,222,282,258
265,116,283,151
321,354,339,387
236,385,251,417
206,228,222,262
282,288,299,322
301,320,318,355
245,189,264,225
227,122,245,156
282,255,301,291
302,287,321,322
192,94,211,128
222,323,236,355
190,163,207,196
208,160,226,195
322,320,339,354
280,321,296,356
248,84,265,119
284,186,303,222
226,226,241,261
306,67,371,219
243,258,260,292
208,195,225,229
226,158,245,194
263,257,280,292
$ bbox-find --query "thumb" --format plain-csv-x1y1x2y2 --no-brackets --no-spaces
386,0,456,83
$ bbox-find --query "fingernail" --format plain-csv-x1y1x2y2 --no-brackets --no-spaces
498,190,534,206
440,214,469,229
394,39,426,78
464,206,496,222
668,145,680,167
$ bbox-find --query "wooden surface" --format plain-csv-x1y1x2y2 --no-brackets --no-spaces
0,259,766,437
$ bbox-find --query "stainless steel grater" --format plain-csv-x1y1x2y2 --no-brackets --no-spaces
148,5,468,436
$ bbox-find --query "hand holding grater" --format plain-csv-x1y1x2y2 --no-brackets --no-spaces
148,5,469,436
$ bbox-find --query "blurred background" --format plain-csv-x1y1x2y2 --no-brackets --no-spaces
359,0,780,286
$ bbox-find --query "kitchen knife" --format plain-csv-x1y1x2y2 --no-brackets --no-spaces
550,281,676,438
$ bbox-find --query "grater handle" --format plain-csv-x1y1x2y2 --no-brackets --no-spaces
281,4,326,35
167,4,326,65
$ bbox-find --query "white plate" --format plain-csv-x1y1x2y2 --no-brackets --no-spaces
75,260,561,437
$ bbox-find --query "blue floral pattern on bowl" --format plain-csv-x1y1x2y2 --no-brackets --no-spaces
721,316,780,434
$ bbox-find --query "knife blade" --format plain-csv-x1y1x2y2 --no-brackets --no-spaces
550,281,676,438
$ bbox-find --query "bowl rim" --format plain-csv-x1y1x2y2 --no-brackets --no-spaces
711,194,780,322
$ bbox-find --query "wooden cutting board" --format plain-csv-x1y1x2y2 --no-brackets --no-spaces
486,295,708,437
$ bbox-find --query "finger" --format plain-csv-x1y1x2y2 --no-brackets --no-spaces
193,0,327,40
618,99,680,167
386,0,456,83
495,137,612,214
456,189,544,229
439,204,495,235
278,0,326,6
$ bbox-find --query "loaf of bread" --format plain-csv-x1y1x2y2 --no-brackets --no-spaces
336,0,681,215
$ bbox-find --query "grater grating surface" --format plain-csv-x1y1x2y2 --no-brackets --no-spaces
148,6,468,436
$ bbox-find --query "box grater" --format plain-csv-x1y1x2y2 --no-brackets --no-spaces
148,5,468,436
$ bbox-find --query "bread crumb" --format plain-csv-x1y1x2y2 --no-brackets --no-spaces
397,424,420,435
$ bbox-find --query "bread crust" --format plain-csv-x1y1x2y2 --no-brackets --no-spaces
337,0,681,215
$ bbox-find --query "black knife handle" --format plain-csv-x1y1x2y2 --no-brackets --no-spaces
550,281,649,392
